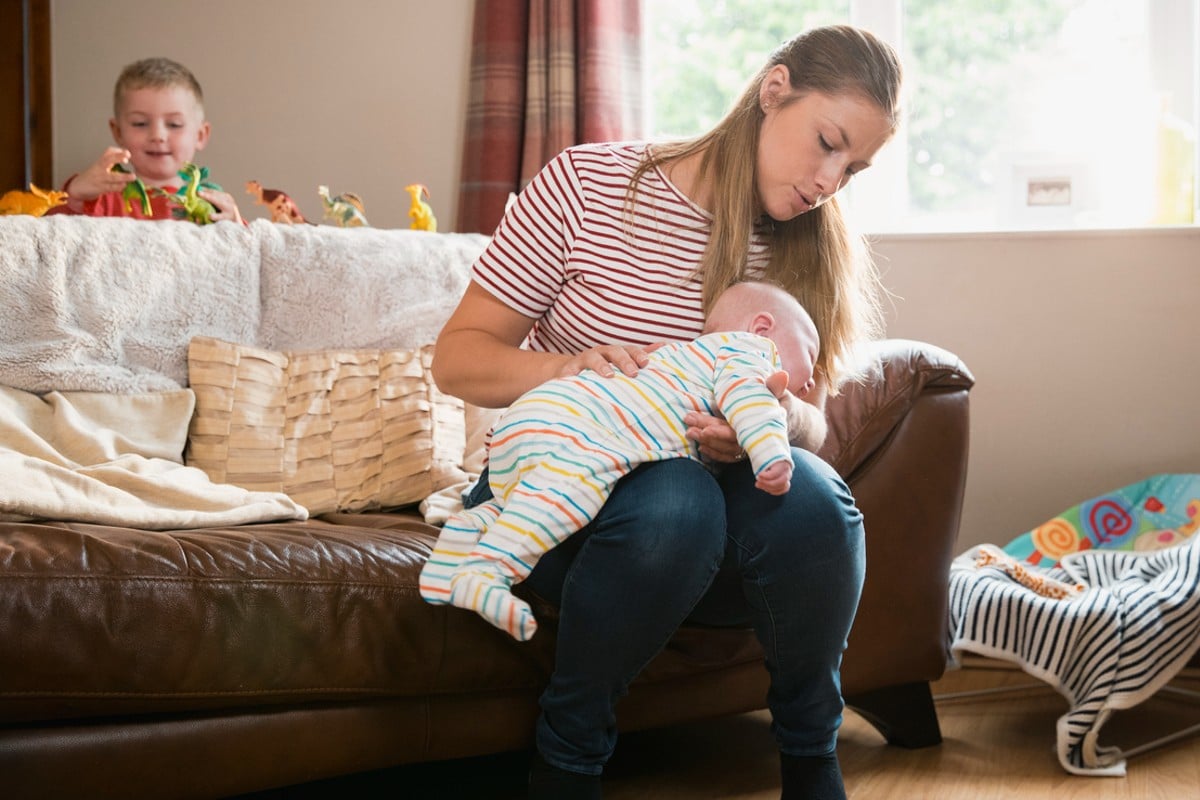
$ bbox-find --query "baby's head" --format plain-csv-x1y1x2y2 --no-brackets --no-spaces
703,281,820,397
109,58,209,186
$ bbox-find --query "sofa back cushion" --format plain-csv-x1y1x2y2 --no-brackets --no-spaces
0,216,489,394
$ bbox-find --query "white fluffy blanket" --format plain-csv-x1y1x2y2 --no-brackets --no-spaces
0,386,306,529
0,216,487,393
0,216,258,393
0,215,489,527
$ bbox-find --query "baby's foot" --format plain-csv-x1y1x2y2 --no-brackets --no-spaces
449,571,538,641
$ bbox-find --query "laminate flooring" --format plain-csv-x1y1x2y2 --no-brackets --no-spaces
241,658,1200,799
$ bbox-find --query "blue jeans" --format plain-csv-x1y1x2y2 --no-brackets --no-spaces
463,449,865,776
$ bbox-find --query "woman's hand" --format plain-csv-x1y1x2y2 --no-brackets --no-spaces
555,344,657,379
686,369,794,463
683,410,742,463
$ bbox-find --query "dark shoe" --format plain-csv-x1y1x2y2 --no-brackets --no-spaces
527,752,603,800
780,752,846,800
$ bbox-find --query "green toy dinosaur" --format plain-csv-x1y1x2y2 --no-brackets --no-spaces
169,163,222,225
110,162,154,217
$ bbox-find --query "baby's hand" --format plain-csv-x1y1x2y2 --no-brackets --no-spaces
66,147,134,203
755,460,793,496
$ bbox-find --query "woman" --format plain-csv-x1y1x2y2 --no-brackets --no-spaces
433,24,903,800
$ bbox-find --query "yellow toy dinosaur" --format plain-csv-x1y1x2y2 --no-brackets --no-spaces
0,184,69,217
317,185,368,227
405,183,437,232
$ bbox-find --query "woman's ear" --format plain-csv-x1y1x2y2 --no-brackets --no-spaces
759,64,791,112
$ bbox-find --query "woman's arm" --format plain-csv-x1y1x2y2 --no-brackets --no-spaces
432,281,651,408
780,380,828,452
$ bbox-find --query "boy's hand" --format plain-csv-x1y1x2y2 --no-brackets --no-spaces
200,188,243,223
755,460,793,496
65,147,134,206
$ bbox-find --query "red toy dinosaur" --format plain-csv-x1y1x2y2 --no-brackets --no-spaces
245,180,308,224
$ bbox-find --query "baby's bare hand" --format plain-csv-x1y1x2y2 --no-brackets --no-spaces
755,460,793,495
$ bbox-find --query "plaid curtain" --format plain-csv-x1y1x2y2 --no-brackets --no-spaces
455,0,643,234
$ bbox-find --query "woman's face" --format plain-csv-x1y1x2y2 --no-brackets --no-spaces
756,70,894,221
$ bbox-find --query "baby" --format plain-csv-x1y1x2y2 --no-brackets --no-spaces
420,280,819,640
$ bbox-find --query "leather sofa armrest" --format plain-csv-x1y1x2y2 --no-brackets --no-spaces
819,339,975,478
826,339,975,699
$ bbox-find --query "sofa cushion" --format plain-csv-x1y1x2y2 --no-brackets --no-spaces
186,336,468,515
0,512,767,726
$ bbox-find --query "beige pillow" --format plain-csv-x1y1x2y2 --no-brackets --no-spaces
185,336,467,515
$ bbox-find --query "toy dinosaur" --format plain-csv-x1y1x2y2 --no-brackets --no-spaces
317,184,369,227
169,163,222,225
245,180,308,224
0,184,69,216
404,183,437,232
110,163,154,217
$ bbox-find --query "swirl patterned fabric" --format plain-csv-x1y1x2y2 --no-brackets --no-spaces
1004,474,1200,567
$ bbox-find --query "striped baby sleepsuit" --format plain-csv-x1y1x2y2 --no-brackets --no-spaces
418,330,792,640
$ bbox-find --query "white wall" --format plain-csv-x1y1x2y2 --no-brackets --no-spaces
51,1,1200,552
873,228,1200,549
51,0,473,228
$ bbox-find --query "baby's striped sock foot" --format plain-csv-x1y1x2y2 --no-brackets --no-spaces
449,571,538,641
418,504,501,605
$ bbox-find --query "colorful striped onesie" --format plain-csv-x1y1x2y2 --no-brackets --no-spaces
419,331,792,641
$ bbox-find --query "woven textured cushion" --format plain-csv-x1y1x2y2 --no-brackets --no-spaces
185,336,467,515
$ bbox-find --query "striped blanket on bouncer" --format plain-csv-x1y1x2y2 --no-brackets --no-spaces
948,474,1200,776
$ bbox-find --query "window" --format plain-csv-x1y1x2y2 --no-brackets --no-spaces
643,0,1199,233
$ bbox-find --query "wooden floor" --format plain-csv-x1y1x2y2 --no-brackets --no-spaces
245,658,1200,799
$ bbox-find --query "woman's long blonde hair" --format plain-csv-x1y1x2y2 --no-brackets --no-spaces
631,25,902,390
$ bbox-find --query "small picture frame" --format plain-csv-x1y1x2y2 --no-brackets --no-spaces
1026,177,1072,207
1005,161,1089,227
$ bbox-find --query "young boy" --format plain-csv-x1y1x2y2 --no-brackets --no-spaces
419,281,820,641
53,57,241,222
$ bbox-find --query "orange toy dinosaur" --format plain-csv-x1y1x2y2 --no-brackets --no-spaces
0,184,69,217
245,180,307,224
975,544,1086,600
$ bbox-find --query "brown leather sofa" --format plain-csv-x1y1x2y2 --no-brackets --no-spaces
0,213,973,797
0,338,973,799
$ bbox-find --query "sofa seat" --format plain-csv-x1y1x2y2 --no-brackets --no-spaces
0,512,770,727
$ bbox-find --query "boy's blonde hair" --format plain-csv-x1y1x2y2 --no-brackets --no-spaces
112,57,205,116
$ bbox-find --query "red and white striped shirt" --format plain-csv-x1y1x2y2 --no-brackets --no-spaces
473,142,773,355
